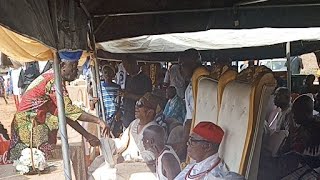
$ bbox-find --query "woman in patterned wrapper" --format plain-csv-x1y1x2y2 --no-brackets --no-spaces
8,58,109,161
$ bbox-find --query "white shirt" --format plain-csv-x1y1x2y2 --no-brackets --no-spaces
164,65,186,98
116,63,127,89
156,146,181,180
175,153,245,180
185,82,193,123
10,67,22,95
113,119,157,162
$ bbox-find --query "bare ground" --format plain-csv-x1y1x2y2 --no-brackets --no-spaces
0,96,16,135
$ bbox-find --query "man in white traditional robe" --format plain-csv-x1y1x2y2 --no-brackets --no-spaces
175,122,245,180
88,93,161,180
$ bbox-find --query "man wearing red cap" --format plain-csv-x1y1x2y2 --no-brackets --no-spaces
174,122,244,180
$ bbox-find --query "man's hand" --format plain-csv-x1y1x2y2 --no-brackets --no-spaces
118,90,127,97
91,97,99,104
98,120,110,137
86,133,100,147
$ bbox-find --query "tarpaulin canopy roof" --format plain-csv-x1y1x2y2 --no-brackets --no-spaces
97,28,320,61
81,0,320,42
1,0,320,61
0,0,88,51
97,40,320,62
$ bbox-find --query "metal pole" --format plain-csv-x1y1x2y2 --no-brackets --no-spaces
88,19,107,138
53,52,72,180
93,3,320,18
93,59,106,124
286,42,292,92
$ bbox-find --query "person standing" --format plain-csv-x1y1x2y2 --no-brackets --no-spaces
9,59,109,161
174,49,209,160
0,75,8,104
120,59,152,128
100,65,120,124
163,63,186,99
287,56,304,75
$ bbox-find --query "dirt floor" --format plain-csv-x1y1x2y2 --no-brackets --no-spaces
0,95,17,135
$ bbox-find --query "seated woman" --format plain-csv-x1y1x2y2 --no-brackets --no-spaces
9,60,108,161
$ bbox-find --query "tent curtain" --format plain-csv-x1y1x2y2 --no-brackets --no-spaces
0,26,53,62
0,26,90,65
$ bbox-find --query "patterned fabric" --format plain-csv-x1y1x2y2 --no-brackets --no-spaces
9,69,83,161
155,112,167,134
163,95,186,123
185,82,193,122
287,116,320,156
101,81,120,124
281,164,319,180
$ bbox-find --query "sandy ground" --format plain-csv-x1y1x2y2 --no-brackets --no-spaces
0,95,16,135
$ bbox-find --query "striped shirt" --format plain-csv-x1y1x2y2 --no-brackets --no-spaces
101,81,120,123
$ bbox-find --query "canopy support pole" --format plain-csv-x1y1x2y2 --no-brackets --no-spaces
93,3,320,18
93,59,106,124
88,19,107,138
286,42,291,92
53,52,72,180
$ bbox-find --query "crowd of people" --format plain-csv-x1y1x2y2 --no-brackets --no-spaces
84,49,247,180
260,78,320,179
1,48,320,180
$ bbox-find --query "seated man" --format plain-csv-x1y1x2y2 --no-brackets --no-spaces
163,86,186,124
268,87,292,132
175,122,244,180
142,125,181,180
88,92,160,180
282,94,320,156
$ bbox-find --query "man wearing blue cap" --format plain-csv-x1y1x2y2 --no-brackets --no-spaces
9,52,109,160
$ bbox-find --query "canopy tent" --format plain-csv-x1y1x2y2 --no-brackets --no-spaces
97,28,320,61
0,26,53,62
97,40,320,62
1,0,320,52
84,0,320,42
0,0,88,52
1,1,320,180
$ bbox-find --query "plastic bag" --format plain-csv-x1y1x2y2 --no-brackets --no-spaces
0,134,10,164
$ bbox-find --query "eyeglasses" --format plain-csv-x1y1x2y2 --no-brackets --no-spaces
136,100,144,108
136,100,154,110
142,137,150,143
187,137,210,146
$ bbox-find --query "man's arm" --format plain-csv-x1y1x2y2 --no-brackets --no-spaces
162,153,181,180
78,112,109,137
66,118,100,146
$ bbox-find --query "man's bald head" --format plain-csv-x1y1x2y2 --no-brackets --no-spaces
292,94,314,125
144,125,166,144
142,125,166,153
